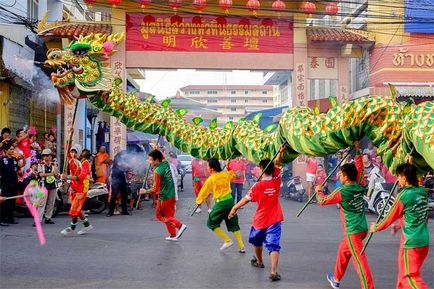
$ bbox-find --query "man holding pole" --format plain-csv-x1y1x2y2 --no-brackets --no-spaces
369,163,429,289
60,145,93,236
315,140,374,289
228,145,285,282
196,158,245,252
139,150,187,241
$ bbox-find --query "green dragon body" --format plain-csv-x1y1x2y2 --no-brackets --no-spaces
45,33,434,174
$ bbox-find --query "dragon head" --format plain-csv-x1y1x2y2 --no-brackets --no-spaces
44,33,124,104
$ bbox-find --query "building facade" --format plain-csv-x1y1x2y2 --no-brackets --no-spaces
180,85,274,125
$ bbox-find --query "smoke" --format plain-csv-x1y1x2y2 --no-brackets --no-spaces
31,65,59,104
116,150,148,176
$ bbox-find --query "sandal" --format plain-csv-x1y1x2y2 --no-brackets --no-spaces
269,273,281,282
250,257,265,268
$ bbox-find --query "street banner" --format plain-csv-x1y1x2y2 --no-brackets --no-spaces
126,13,293,54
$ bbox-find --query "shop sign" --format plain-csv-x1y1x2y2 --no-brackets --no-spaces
393,48,434,67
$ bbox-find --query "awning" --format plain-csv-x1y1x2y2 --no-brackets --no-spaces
1,37,35,87
127,131,158,144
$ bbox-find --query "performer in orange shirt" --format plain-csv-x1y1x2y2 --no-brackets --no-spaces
61,145,93,236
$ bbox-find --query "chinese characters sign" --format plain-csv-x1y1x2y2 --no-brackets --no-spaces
308,57,338,79
295,63,306,106
64,100,77,149
126,13,293,53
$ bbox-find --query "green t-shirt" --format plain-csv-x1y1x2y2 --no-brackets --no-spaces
154,160,176,200
340,183,368,234
399,186,429,248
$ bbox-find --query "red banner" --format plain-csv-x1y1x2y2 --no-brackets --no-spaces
126,13,293,54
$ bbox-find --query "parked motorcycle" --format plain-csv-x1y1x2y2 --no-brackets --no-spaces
52,181,109,217
424,174,434,219
364,167,396,215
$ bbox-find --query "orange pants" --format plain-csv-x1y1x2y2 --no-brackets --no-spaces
156,197,182,237
397,246,429,289
69,191,87,218
334,231,374,289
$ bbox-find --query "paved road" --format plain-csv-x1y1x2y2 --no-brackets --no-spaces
1,178,433,289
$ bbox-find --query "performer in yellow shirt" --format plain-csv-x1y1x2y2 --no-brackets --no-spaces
196,158,245,252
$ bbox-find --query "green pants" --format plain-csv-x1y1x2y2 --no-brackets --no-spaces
207,198,240,232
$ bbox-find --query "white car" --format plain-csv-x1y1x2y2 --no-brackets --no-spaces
178,155,192,173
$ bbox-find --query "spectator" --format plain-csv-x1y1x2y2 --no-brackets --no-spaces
169,152,184,192
106,151,130,217
0,141,24,226
363,142,377,161
376,155,397,184
362,154,378,186
192,158,211,213
228,157,247,203
44,133,56,155
315,164,327,187
41,132,49,149
95,146,111,184
37,149,58,224
29,133,42,165
0,128,11,156
16,129,31,173
306,156,318,199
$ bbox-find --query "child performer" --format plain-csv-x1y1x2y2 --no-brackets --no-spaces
196,159,245,252
61,145,93,236
228,146,285,282
315,141,374,289
370,163,429,289
140,150,187,241
191,158,211,213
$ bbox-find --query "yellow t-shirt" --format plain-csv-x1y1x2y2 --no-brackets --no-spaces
196,171,235,205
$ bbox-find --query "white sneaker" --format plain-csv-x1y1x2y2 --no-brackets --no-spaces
207,209,212,214
165,236,178,242
220,240,234,251
195,207,202,213
176,224,187,239
60,227,74,236
77,224,93,235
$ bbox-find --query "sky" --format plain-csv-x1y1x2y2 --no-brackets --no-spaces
135,69,266,100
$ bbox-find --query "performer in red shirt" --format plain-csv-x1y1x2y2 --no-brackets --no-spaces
229,146,285,282
61,145,93,236
191,158,211,213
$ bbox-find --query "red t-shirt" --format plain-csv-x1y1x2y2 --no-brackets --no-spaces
228,159,246,184
18,138,31,158
246,167,284,229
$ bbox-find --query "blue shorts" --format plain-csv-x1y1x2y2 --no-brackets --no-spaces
248,222,282,253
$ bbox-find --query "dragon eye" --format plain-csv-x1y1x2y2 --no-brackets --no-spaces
69,43,92,56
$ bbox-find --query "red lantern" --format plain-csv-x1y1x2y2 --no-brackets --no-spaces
84,0,96,6
302,1,316,14
272,0,285,17
325,2,338,15
139,0,151,9
109,0,121,6
246,0,260,16
272,0,285,11
219,0,232,14
168,0,182,10
193,0,206,11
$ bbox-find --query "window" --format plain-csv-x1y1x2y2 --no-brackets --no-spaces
244,100,249,103
262,91,268,94
308,79,338,100
27,0,38,20
231,99,236,103
231,91,236,94
262,99,268,103
190,91,200,94
207,90,218,94
229,117,234,120
207,99,218,103
244,91,249,94
231,108,236,111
